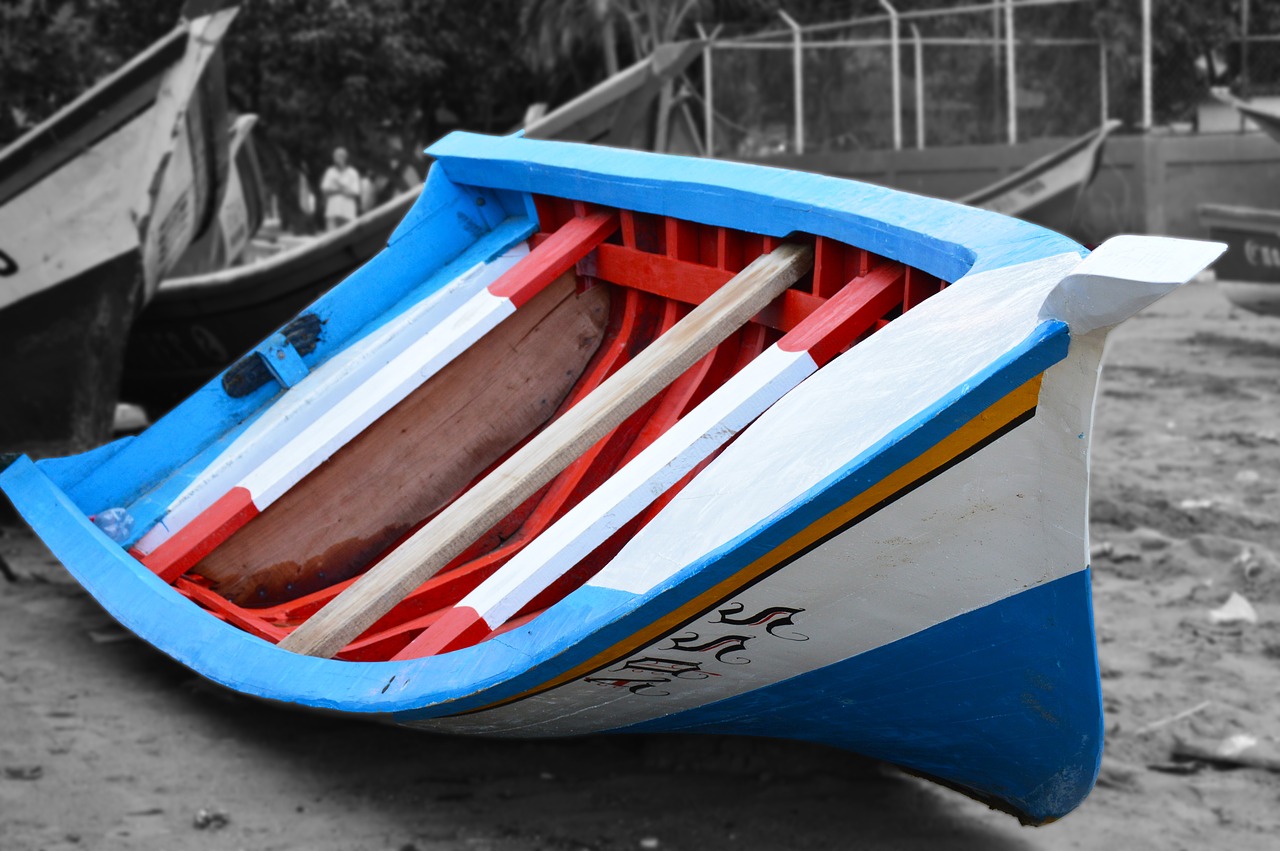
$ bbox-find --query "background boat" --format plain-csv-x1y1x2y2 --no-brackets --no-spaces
0,133,1221,825
0,1,239,455
120,40,706,415
958,119,1121,224
1197,203,1280,316
1213,89,1280,146
167,113,267,278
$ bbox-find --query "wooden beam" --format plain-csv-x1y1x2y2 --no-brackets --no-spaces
395,259,909,659
133,211,617,578
582,242,827,334
278,243,814,658
193,276,609,606
490,210,618,306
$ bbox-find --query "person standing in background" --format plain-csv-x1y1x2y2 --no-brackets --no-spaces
320,146,360,230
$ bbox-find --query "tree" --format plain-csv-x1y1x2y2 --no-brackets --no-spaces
0,0,174,144
222,0,542,230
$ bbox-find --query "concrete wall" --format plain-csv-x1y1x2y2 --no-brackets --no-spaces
743,132,1280,246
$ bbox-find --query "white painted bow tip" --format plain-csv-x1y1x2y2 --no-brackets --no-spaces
1039,235,1226,335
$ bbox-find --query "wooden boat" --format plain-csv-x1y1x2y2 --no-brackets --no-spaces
1197,203,1280,316
958,119,1121,223
122,41,705,414
1213,90,1280,146
746,119,1121,239
168,113,267,278
0,1,238,455
0,133,1221,824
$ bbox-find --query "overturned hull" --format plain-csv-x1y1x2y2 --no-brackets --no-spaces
1,133,1221,823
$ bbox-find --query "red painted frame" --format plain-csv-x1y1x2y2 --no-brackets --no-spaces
172,195,947,661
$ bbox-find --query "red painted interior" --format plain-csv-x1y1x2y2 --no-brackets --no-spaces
137,486,258,583
172,195,947,661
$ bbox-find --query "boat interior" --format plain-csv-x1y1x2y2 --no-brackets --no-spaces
155,194,949,661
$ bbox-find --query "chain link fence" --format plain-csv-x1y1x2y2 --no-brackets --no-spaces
699,0,1280,158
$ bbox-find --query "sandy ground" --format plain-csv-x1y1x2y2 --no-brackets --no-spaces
1,277,1277,851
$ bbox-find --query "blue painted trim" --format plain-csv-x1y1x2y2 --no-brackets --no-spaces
426,132,1087,284
617,569,1104,824
0,319,1071,723
60,175,535,520
39,435,135,491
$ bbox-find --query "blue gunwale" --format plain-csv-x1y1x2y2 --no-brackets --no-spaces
425,132,1087,283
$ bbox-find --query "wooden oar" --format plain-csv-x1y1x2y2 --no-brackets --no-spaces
279,242,814,658
393,261,908,659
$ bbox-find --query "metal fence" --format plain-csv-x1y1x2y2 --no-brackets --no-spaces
696,0,1280,158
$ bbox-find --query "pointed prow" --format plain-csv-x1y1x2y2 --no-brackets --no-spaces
1040,236,1225,335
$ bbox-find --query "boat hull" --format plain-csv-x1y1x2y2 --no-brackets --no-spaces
0,252,142,455
168,113,266,279
0,133,1223,824
1197,203,1280,316
0,7,235,454
122,191,409,413
959,120,1120,224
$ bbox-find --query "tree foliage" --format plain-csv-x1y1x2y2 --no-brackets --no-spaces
224,0,543,229
0,0,174,142
3,0,1274,200
1,0,541,229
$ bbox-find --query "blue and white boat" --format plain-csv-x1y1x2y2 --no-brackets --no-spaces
0,132,1221,824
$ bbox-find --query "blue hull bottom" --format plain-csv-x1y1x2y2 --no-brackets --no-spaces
619,569,1103,824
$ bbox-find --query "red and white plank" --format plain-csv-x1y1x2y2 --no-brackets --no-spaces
129,247,524,559
394,261,906,658
133,211,619,583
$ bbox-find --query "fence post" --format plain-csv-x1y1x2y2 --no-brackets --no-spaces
1141,0,1153,129
910,23,924,149
779,10,804,154
1241,0,1251,101
879,0,902,150
1099,41,1109,125
1005,0,1016,144
697,23,714,157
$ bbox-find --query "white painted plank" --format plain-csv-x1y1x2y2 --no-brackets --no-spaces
465,345,816,628
133,246,525,554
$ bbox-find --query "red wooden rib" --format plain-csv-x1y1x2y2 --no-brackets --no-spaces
172,197,953,663
588,242,733,306
136,487,257,583
490,210,619,307
779,263,907,365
